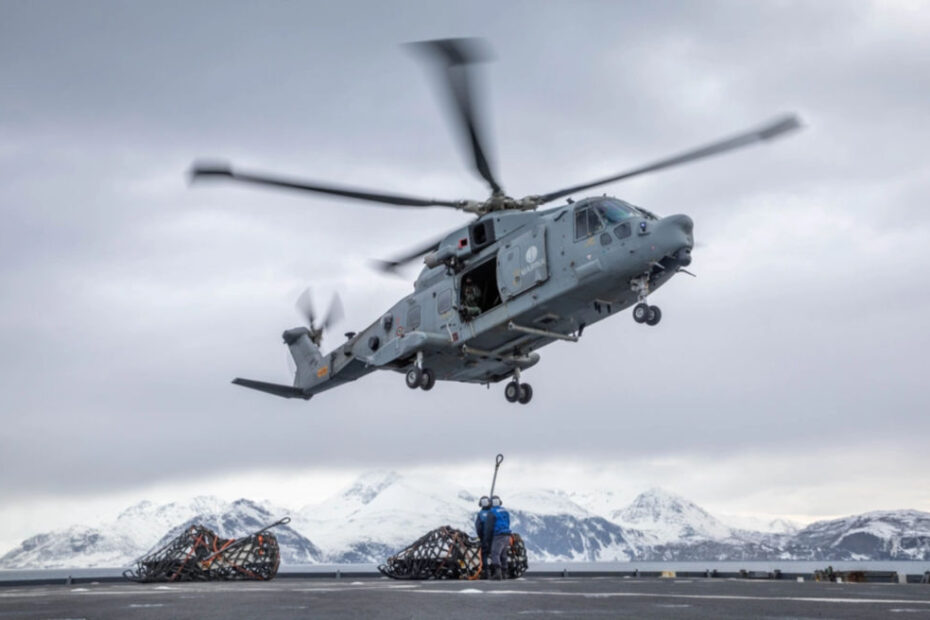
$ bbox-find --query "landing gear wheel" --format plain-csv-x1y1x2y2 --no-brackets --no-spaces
646,305,662,326
518,383,533,404
633,302,650,324
504,381,520,403
405,367,422,389
419,368,436,391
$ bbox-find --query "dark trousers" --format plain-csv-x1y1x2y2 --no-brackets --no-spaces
489,534,511,569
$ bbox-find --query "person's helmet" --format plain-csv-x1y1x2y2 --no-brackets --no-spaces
491,495,502,507
478,496,491,508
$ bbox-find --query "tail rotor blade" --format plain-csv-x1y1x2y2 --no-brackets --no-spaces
323,293,344,330
296,288,317,330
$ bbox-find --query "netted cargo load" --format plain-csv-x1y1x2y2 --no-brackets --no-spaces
378,525,528,580
506,532,529,578
123,517,289,582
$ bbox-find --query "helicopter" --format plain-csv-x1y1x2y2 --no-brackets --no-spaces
191,38,801,405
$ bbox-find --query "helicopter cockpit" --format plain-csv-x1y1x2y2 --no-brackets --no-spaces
595,198,640,222
574,199,632,241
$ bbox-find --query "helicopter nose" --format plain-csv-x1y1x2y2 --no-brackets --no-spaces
663,214,694,239
657,214,694,266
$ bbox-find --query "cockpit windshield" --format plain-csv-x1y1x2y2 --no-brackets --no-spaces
595,199,636,223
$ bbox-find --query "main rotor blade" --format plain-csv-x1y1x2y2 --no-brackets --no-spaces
370,233,449,275
534,115,802,205
190,162,464,208
408,38,503,196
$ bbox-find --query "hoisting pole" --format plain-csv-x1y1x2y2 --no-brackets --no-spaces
489,453,504,498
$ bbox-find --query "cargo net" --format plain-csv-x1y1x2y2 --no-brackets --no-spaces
378,525,528,580
123,517,289,583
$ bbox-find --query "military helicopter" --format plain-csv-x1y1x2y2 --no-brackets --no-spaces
191,38,800,405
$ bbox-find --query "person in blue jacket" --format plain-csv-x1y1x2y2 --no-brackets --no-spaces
474,496,492,575
483,495,512,580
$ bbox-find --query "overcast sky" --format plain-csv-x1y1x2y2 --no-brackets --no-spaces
2,0,929,552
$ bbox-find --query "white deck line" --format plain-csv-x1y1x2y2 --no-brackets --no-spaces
415,589,930,606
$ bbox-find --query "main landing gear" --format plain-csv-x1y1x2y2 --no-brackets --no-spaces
631,274,662,327
632,302,661,326
405,352,436,391
503,369,533,405
405,367,435,390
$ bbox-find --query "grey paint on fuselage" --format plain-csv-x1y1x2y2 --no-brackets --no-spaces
303,196,693,396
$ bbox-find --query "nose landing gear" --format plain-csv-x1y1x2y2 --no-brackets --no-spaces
631,275,662,326
633,302,661,326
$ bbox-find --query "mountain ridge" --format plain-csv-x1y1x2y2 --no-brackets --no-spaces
3,473,929,568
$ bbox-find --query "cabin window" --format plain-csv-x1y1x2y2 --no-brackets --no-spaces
407,305,421,331
614,222,632,240
437,289,452,314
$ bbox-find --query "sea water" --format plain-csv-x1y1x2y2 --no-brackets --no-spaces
4,561,930,582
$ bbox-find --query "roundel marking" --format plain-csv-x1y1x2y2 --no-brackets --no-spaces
525,245,538,263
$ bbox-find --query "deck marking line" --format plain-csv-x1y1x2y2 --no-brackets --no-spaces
414,589,930,605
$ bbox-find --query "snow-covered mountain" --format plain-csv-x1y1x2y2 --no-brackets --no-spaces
0,497,311,569
146,499,322,565
290,473,636,563
511,510,635,562
4,474,930,569
292,471,478,563
784,510,930,561
0,525,138,570
613,487,734,545
719,514,800,535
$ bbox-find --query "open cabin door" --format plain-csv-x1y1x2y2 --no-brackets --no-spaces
497,224,548,301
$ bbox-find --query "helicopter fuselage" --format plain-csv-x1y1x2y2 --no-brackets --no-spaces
209,38,796,403
304,195,693,396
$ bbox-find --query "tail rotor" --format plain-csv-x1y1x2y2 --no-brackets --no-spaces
296,288,344,347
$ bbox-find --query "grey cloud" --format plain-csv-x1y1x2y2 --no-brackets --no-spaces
1,1,929,507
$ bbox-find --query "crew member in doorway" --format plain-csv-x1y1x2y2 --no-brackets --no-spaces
462,276,481,319
475,496,492,577
484,495,512,580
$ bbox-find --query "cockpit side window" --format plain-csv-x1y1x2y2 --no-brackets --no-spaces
596,201,635,223
586,208,604,235
574,208,589,241
575,206,606,241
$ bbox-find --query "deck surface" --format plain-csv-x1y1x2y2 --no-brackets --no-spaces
3,576,930,619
